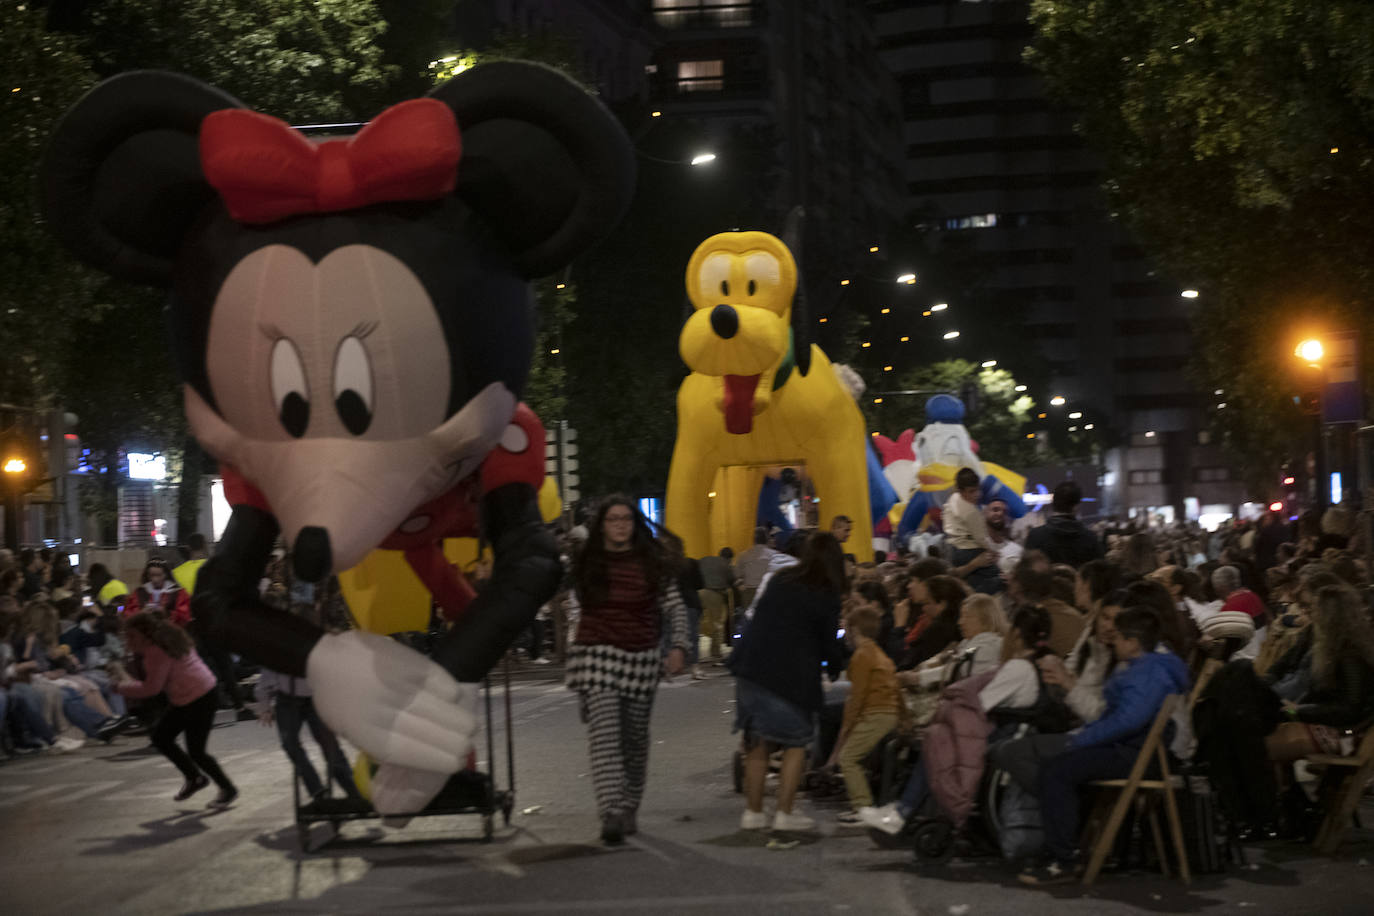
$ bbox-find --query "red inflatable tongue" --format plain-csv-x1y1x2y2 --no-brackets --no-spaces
723,374,760,434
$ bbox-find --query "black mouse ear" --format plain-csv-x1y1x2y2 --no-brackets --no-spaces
782,206,812,376
428,61,635,278
41,71,242,287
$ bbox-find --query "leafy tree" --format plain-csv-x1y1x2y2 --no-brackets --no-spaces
87,0,396,120
0,3,98,408
1028,0,1374,486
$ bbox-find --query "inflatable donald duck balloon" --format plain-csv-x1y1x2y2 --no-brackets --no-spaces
876,395,1027,545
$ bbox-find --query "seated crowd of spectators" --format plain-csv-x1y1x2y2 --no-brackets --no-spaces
722,480,1374,885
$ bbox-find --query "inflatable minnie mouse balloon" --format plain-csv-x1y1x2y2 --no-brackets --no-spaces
41,63,634,805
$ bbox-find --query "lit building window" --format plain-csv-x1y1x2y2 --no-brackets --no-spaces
654,1,753,29
943,213,999,230
677,59,724,92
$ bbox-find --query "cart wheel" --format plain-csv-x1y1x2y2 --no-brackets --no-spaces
912,820,955,862
482,813,495,841
732,750,744,794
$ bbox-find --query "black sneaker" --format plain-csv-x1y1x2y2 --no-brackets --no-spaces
207,787,239,809
174,774,210,801
600,812,626,845
1018,859,1080,886
96,716,128,743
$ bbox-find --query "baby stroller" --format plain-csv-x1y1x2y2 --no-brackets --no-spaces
905,687,1074,863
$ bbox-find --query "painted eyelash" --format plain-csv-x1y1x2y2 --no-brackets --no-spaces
348,320,379,340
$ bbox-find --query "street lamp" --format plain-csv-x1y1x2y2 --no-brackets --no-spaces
3,458,25,474
1294,337,1328,511
689,152,717,166
896,273,916,284
1050,395,1066,406
1295,338,1324,364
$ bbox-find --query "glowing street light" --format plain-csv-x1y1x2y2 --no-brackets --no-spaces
1295,339,1324,364
690,152,717,166
1068,411,1082,419
896,273,916,284
3,458,26,474
930,302,948,311
981,360,997,368
1050,396,1066,406
942,330,960,340
1181,289,1200,299
1014,384,1027,392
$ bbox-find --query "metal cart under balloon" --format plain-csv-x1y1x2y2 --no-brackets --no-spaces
290,657,517,852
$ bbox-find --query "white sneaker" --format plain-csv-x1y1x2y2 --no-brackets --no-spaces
858,803,906,835
740,809,769,830
772,810,816,832
50,737,84,754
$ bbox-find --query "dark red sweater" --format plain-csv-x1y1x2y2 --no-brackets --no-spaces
575,550,659,651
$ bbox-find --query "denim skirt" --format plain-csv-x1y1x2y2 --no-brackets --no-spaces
734,677,815,748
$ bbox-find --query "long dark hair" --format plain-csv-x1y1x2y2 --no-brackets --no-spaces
923,574,971,624
1123,578,1190,656
574,495,670,606
124,610,193,658
776,531,846,594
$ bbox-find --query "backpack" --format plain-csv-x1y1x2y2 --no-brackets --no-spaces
991,661,1076,735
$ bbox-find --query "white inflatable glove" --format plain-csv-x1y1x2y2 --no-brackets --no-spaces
306,631,476,773
372,764,458,827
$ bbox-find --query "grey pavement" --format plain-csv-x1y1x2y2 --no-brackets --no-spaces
2,666,1372,915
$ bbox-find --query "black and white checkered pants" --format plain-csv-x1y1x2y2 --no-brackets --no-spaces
581,689,656,819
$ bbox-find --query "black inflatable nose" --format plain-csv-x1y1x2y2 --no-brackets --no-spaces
292,526,332,581
710,304,739,339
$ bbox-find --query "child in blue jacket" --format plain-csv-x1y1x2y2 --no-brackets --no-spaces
1020,606,1190,886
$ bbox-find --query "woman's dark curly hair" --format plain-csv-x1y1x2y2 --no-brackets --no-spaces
574,495,671,606
124,609,193,659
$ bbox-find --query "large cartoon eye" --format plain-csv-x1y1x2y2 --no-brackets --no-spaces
697,252,731,304
269,338,310,438
333,335,374,436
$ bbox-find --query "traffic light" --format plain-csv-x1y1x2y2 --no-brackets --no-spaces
1294,363,1324,416
544,427,559,478
559,424,580,504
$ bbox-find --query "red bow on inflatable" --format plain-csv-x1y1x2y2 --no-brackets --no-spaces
199,98,462,224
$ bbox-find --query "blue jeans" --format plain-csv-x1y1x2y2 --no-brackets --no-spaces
5,683,56,745
82,669,127,717
275,695,361,799
59,685,108,737
898,755,931,817
1038,744,1137,861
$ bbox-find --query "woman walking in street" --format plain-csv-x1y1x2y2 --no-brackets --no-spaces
567,496,689,845
111,611,238,808
728,531,848,832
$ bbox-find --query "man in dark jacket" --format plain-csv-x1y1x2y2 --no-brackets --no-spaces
1023,481,1103,568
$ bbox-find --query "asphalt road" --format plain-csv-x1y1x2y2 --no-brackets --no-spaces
2,666,1371,915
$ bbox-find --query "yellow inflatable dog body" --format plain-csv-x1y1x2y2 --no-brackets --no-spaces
667,228,873,561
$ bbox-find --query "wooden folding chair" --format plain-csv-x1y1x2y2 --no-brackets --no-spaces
1081,694,1190,886
1308,726,1374,855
